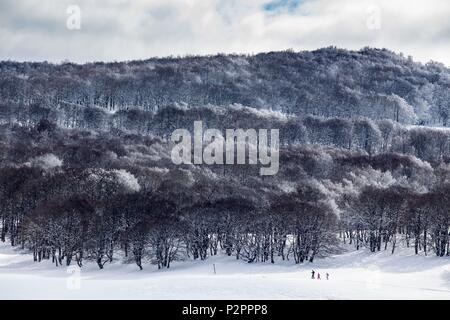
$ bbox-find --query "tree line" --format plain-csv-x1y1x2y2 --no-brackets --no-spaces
3,102,450,165
0,120,448,270
1,47,449,126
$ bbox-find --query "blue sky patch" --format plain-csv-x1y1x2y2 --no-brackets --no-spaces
263,0,303,13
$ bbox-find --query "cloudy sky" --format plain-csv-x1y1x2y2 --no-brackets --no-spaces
1,0,449,65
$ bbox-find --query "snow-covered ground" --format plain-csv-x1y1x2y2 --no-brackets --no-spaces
0,242,449,299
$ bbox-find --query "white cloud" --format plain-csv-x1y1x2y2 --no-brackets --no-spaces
0,0,449,65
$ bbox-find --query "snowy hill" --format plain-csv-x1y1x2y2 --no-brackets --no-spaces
1,48,450,127
0,242,448,300
1,49,450,300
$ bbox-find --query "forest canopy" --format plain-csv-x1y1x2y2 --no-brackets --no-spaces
0,48,449,269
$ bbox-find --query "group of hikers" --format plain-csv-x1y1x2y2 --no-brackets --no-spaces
311,270,329,280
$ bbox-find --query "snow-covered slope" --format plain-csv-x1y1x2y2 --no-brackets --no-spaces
0,242,448,300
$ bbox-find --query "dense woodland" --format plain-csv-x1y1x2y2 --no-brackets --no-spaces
1,47,450,126
0,48,449,270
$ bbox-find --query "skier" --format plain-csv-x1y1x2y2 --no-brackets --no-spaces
317,272,321,280
326,273,329,280
311,270,315,279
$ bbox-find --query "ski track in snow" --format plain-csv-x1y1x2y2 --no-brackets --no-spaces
0,242,449,299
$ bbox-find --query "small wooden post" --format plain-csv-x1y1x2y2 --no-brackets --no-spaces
213,263,216,274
